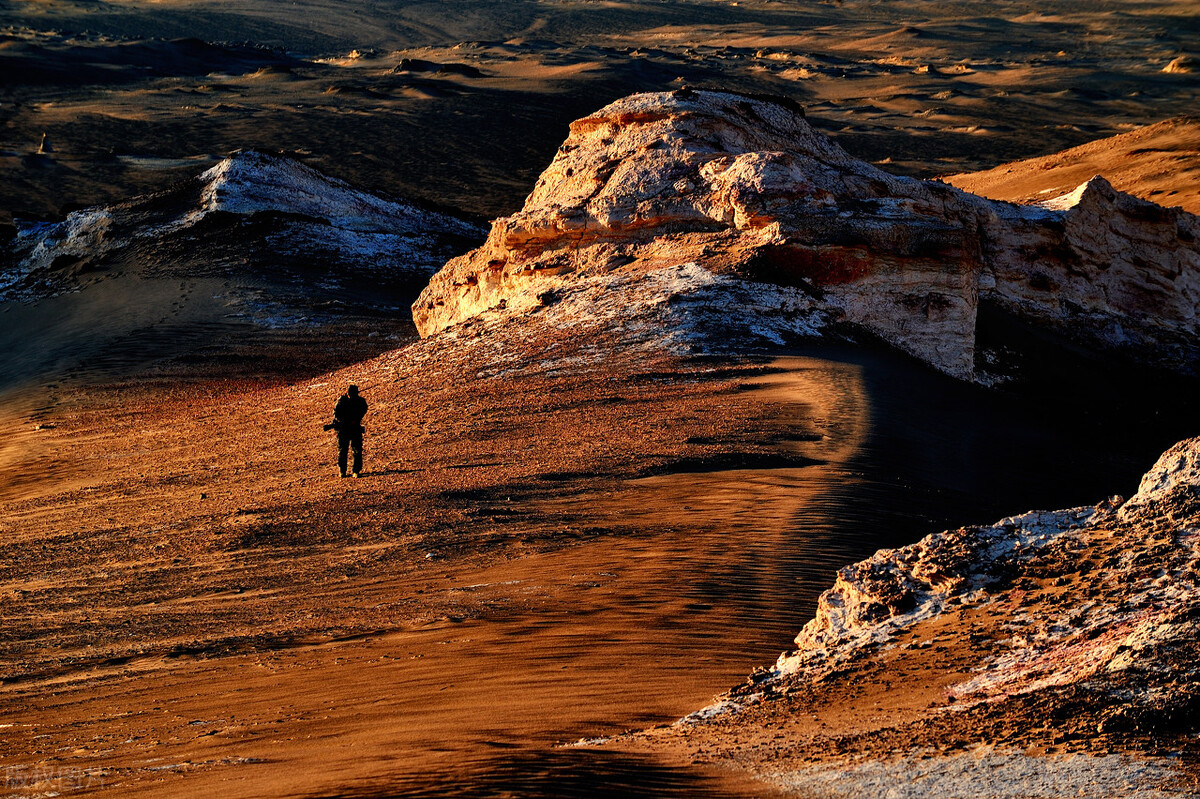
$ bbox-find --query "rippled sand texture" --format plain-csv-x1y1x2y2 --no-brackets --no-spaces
2,0,1197,221
2,318,1190,795
2,1,1199,795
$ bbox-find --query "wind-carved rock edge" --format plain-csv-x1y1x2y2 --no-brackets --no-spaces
674,435,1200,739
414,90,1200,383
4,149,482,301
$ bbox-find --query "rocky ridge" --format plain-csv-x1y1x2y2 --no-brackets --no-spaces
3,150,481,303
414,91,1200,382
0,151,484,390
625,436,1200,796
714,436,1200,737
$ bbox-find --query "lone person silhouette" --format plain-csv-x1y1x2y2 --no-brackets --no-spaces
331,384,368,478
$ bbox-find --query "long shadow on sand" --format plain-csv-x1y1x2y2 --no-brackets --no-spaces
305,747,740,798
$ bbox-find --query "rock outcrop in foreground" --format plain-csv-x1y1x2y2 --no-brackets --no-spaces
640,437,1200,795
703,434,1197,746
414,91,1200,381
774,436,1200,725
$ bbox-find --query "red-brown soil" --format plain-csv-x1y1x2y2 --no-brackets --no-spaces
945,117,1200,214
0,315,856,796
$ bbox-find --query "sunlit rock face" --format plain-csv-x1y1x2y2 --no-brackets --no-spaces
766,435,1200,732
414,90,1200,382
982,174,1200,371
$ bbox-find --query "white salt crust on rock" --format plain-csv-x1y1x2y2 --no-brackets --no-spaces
415,90,1200,382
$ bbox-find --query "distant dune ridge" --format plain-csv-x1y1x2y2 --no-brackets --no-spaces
946,117,1200,215
414,90,1200,383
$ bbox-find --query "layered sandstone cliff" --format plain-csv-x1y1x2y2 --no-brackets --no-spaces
414,90,1200,381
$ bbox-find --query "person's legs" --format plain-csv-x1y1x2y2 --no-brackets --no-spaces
338,433,350,476
351,433,363,475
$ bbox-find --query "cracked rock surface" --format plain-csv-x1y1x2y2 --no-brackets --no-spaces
415,90,1200,382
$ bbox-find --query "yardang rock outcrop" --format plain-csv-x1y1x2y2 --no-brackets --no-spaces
0,150,484,387
414,90,1200,382
760,434,1200,734
646,436,1200,796
4,150,481,302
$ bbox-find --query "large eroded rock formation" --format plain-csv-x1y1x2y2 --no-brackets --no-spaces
414,90,1200,381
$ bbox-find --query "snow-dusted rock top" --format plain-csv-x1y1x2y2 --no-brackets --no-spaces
414,90,1200,381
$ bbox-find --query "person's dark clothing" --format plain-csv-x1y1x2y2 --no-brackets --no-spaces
334,393,368,430
333,392,368,475
338,429,363,476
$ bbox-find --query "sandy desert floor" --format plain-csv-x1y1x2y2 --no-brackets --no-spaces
3,0,1200,795
0,319,860,795
1,304,1195,795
